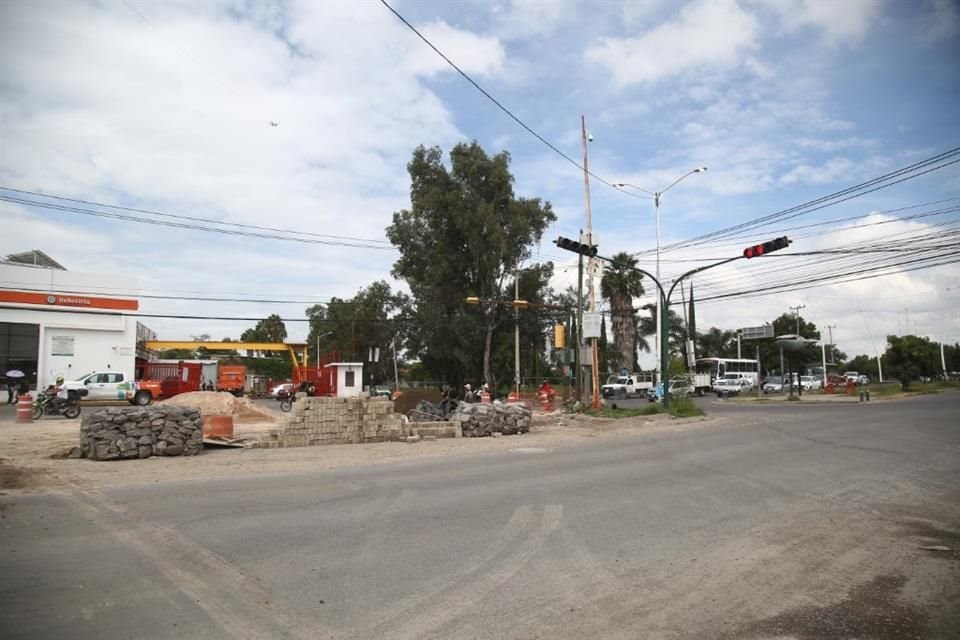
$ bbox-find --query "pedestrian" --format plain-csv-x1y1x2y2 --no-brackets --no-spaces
3,377,13,404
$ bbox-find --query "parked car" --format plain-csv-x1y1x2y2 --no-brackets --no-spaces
714,376,753,396
648,379,694,402
800,375,822,391
843,371,860,384
762,376,785,394
269,383,294,398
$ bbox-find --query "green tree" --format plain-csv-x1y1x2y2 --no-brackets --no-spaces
696,327,738,359
884,334,940,389
638,304,686,363
600,252,645,373
305,282,410,386
386,142,556,390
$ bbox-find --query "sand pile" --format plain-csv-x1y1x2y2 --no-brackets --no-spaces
161,392,277,423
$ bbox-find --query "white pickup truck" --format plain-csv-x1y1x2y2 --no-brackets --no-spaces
63,371,145,404
601,374,653,399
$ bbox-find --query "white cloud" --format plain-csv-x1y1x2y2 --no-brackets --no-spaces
779,157,858,186
585,0,760,87
768,0,883,45
491,0,575,40
403,20,506,77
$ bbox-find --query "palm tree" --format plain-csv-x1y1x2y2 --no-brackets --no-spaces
600,252,645,372
639,303,686,359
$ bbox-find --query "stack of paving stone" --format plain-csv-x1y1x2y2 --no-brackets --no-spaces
451,402,532,437
80,407,203,460
259,396,405,448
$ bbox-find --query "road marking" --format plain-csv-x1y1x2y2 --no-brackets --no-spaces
509,447,551,454
54,485,327,640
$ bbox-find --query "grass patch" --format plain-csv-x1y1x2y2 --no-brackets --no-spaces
668,396,704,417
586,405,661,418
584,396,706,419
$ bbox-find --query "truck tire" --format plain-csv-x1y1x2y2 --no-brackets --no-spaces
133,391,152,406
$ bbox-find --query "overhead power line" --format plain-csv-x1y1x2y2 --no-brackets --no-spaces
0,192,396,250
640,147,960,257
377,0,646,200
0,185,392,245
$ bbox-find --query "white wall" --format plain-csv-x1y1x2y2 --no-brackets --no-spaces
333,363,364,398
0,263,138,387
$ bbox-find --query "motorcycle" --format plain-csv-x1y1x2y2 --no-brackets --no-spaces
32,388,86,420
278,381,317,412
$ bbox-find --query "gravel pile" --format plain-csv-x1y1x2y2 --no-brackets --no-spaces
162,392,276,423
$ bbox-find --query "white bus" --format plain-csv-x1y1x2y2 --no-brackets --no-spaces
693,357,760,394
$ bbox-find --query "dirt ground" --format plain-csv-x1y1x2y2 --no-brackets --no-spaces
0,408,718,491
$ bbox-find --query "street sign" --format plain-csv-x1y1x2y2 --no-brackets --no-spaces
582,312,602,339
740,325,773,340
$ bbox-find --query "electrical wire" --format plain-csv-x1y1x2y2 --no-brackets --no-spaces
377,0,648,200
0,193,397,250
0,185,392,245
634,147,960,257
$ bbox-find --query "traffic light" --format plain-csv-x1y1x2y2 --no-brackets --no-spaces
555,236,598,257
743,236,791,259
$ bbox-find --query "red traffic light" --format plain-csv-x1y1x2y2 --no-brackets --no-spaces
743,236,790,259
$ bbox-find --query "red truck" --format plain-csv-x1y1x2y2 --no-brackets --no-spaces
216,364,246,396
133,361,203,405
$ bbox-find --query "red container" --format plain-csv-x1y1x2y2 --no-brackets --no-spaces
202,415,234,438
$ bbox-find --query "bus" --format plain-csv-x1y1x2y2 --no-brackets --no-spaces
693,357,760,394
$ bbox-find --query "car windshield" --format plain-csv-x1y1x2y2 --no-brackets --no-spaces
766,376,783,384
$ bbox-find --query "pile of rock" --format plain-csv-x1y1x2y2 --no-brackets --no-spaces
409,398,460,421
450,402,532,437
80,407,203,460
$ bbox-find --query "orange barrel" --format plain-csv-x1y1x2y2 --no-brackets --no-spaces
480,391,491,403
202,415,234,438
16,394,33,424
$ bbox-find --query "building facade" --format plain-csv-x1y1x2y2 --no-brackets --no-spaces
0,253,141,389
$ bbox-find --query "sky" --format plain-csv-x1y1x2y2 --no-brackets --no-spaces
1,0,959,370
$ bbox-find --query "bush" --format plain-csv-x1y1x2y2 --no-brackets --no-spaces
668,397,704,418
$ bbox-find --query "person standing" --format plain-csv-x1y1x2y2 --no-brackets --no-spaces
3,376,13,404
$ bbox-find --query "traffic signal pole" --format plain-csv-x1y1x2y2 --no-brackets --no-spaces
556,235,790,408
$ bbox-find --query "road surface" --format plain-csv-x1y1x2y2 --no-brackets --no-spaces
2,392,958,639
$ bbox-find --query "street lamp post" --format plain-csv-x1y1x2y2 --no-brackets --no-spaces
615,166,706,391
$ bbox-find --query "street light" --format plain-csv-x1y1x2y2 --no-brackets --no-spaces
615,166,707,387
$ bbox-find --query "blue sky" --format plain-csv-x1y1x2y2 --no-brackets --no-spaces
1,0,958,368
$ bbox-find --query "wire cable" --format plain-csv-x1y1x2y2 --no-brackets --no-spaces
377,0,647,200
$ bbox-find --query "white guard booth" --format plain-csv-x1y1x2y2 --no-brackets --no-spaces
327,362,364,398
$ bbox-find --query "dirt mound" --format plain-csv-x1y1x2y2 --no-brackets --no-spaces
161,392,277,423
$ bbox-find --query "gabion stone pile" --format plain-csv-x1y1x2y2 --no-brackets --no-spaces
450,402,532,437
80,407,203,460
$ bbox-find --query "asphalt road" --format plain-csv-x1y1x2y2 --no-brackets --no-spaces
2,393,958,639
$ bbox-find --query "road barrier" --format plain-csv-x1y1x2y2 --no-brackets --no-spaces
16,394,33,423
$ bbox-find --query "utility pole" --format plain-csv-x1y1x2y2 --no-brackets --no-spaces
825,324,836,364
789,304,806,335
514,273,520,396
581,115,600,408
